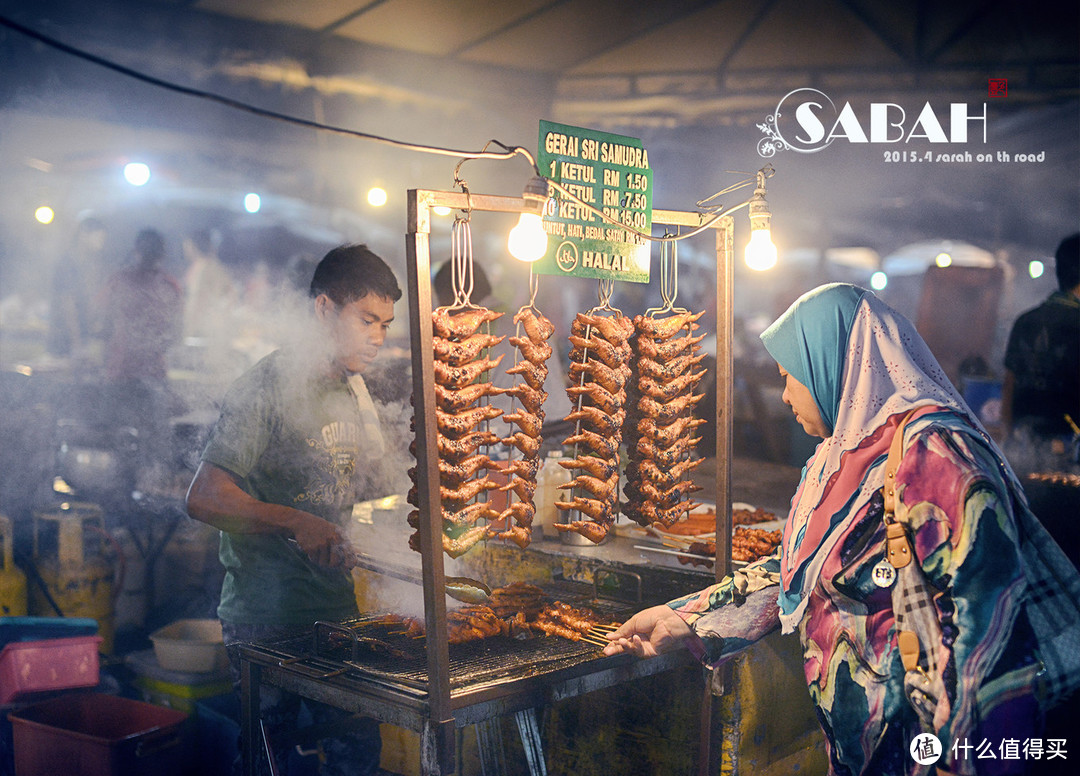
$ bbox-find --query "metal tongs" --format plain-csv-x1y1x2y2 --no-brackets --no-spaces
444,576,493,604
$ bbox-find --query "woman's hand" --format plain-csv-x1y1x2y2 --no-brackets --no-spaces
602,605,693,658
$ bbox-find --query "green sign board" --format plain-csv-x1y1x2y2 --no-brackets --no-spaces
533,120,653,283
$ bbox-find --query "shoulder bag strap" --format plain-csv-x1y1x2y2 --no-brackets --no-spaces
883,410,922,672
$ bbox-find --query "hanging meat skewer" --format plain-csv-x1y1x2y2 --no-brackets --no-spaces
492,306,554,549
408,291,505,558
408,219,520,559
555,306,632,543
623,308,708,528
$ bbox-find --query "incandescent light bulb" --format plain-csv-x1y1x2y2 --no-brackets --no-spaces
744,229,777,271
508,212,548,262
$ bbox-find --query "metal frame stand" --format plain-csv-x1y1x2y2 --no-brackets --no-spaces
239,188,734,776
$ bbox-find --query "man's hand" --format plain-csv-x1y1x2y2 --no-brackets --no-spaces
602,604,693,658
291,514,357,570
187,462,358,570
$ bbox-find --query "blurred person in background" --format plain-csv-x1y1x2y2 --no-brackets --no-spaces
1002,232,1080,473
186,244,401,776
181,227,236,341
46,216,107,359
99,228,183,477
181,228,238,376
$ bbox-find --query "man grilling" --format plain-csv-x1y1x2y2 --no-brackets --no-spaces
187,244,401,776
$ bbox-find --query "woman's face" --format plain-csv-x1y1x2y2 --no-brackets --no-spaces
778,364,830,438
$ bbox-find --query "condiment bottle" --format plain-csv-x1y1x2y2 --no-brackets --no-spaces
532,451,564,538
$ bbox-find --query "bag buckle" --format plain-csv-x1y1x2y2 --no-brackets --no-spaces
886,522,913,569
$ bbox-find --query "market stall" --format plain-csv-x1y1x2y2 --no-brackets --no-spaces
236,185,750,775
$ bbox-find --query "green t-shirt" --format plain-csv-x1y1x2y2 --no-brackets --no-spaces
202,349,378,626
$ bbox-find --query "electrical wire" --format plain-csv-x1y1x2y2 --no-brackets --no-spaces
1,13,772,245
0,14,536,168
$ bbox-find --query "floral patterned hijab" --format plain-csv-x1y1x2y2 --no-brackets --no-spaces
760,284,994,632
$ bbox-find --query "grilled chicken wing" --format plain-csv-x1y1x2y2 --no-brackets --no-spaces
432,307,503,340
508,336,553,365
513,307,555,342
633,310,704,339
433,332,504,366
434,355,504,388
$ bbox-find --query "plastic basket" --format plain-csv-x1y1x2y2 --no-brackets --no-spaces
9,693,188,776
0,635,102,704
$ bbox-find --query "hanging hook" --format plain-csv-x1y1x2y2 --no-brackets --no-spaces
646,229,687,317
446,217,479,310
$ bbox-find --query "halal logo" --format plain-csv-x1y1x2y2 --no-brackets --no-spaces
556,241,579,273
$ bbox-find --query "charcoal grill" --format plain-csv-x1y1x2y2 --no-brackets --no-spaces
238,189,736,775
237,580,695,775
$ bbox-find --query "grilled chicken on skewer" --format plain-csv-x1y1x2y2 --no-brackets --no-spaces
638,372,707,402
507,336,553,365
633,310,704,339
499,476,537,502
635,332,706,360
565,382,624,414
637,393,705,424
636,457,704,488
505,359,549,391
573,312,635,343
513,307,555,342
557,455,618,480
557,472,620,500
433,355,504,388
498,500,536,528
432,332,505,366
637,352,708,381
503,409,544,438
563,406,625,437
552,519,610,544
432,307,504,339
434,430,500,461
563,428,620,458
567,334,632,370
435,404,503,436
433,454,493,485
491,524,531,549
635,435,702,468
567,359,630,394
504,384,547,414
554,496,614,522
637,478,704,507
638,415,707,446
504,431,542,457
434,383,507,413
407,476,499,506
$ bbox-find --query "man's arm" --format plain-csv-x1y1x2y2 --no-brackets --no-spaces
186,461,353,569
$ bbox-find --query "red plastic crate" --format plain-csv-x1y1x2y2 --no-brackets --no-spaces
9,693,188,776
0,635,102,703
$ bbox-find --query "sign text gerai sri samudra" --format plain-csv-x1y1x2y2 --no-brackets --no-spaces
534,120,653,283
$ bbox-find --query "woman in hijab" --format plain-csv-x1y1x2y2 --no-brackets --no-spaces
605,283,1045,775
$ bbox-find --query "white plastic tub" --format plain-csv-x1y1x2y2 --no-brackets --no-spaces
149,619,228,673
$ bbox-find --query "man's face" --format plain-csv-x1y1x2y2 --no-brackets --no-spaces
318,292,395,375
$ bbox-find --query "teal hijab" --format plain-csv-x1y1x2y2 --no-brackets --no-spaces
759,283,868,435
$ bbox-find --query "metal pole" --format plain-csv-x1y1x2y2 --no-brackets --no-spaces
406,189,454,773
